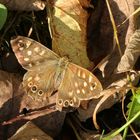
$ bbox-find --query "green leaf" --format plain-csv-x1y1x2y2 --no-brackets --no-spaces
0,3,7,30
127,88,140,126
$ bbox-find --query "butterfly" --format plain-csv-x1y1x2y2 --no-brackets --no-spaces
11,36,103,111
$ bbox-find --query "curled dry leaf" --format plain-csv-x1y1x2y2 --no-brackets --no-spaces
47,0,93,68
9,121,53,140
117,29,140,73
0,0,45,11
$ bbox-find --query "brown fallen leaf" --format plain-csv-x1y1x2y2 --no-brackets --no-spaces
9,121,53,140
0,70,22,109
0,0,45,11
117,29,140,73
47,0,93,69
0,70,66,138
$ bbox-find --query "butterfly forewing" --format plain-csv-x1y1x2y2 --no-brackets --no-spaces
10,36,60,70
56,63,103,110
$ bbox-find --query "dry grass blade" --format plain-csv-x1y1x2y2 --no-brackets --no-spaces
105,0,122,57
119,6,140,26
93,88,117,130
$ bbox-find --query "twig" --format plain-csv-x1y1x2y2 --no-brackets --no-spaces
2,103,56,125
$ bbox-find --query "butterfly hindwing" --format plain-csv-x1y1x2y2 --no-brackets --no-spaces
22,63,58,101
56,63,103,110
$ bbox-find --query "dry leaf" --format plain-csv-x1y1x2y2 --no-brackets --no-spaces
117,29,140,73
0,0,45,11
47,0,93,68
0,70,66,138
9,121,53,140
0,70,22,109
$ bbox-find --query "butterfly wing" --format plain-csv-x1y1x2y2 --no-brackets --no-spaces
11,36,60,70
56,63,103,110
11,36,60,101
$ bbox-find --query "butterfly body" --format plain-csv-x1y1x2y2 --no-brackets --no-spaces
11,36,103,111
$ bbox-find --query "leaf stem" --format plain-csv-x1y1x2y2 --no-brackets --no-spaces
102,110,140,140
122,75,136,139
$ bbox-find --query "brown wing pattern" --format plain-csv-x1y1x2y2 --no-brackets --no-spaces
56,63,103,110
11,36,60,70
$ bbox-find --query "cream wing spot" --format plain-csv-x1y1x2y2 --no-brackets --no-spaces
76,89,80,94
82,72,86,78
19,47,24,51
18,39,23,43
34,75,40,81
24,58,30,61
77,69,81,77
25,41,32,48
73,97,77,103
90,86,94,91
27,50,32,56
74,82,78,87
27,77,33,81
39,50,45,56
34,47,39,52
82,89,86,94
90,82,97,91
94,82,97,87
89,75,92,83
68,91,73,96
84,82,87,87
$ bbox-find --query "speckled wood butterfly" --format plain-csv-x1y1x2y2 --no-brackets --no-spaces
11,36,103,111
